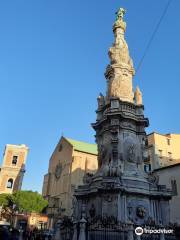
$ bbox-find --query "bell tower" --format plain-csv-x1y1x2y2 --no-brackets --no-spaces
0,144,29,194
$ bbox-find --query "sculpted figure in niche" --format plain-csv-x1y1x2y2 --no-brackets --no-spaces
98,144,111,176
98,144,103,168
97,93,105,109
134,86,143,105
124,137,137,163
89,204,96,218
148,172,159,185
128,144,135,162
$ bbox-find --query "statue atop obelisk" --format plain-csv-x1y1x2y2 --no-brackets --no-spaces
105,8,135,103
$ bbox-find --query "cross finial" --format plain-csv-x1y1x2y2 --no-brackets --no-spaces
115,8,126,21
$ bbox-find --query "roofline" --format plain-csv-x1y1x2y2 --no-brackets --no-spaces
64,137,97,155
65,137,96,146
153,162,180,171
5,144,29,149
48,136,72,161
74,149,97,156
147,132,180,137
49,136,97,161
147,132,167,137
63,136,73,147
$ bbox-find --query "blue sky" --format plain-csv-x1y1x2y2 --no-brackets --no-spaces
0,0,179,193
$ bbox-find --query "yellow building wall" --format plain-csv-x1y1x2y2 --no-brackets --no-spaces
71,150,97,186
147,133,180,170
42,137,98,218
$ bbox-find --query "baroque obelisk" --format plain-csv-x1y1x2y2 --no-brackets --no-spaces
74,8,172,227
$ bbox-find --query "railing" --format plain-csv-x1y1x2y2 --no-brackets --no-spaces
86,216,128,240
55,216,178,240
140,234,159,240
57,217,74,240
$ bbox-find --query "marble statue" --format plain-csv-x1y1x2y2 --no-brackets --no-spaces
105,8,135,103
134,86,143,105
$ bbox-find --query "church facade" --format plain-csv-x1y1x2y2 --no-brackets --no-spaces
42,136,98,228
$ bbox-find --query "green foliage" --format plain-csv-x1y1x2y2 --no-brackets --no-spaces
0,191,48,213
11,190,48,213
0,193,11,207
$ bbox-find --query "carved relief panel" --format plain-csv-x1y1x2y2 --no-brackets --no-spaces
123,136,137,164
127,198,150,225
102,194,118,217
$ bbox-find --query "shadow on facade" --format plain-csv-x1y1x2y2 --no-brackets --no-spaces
12,163,26,192
46,167,88,228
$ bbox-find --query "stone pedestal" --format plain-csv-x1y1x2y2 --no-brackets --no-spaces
74,99,172,226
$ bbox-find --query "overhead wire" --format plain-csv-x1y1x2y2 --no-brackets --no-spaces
136,0,173,74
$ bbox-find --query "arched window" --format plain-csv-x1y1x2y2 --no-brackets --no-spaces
12,155,18,165
7,178,13,189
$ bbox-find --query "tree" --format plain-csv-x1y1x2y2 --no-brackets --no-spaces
0,193,11,207
0,191,48,214
0,194,14,221
11,190,48,213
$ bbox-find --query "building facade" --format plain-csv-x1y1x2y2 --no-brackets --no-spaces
154,163,180,223
14,212,48,230
144,132,180,172
0,144,29,194
42,136,98,228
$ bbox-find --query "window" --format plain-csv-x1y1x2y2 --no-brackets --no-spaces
7,179,13,189
12,155,18,165
144,164,151,173
167,138,171,145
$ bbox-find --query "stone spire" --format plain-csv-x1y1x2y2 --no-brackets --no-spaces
105,8,135,103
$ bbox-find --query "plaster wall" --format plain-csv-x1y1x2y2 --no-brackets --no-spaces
155,165,180,223
147,133,180,170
